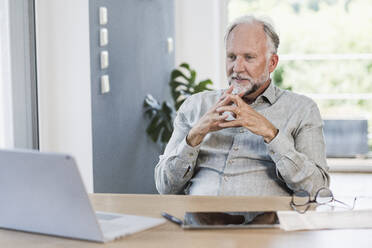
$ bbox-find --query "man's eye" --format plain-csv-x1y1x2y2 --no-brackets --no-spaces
245,55,253,60
228,55,236,60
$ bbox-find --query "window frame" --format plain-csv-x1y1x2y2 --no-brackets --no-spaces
0,0,38,149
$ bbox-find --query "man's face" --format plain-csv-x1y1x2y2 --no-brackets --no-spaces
226,23,276,94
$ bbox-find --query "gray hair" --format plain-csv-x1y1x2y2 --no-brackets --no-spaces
224,15,280,55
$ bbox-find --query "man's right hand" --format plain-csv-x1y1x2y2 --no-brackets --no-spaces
186,86,234,147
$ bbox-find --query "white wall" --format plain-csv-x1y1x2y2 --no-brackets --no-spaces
175,0,228,89
35,0,93,192
33,0,228,193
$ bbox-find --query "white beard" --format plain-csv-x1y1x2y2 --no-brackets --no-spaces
228,63,270,95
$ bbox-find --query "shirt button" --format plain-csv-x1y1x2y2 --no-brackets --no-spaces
239,129,244,133
188,153,194,157
233,147,239,151
228,159,234,164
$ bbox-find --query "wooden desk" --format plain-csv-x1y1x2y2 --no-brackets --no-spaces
1,194,372,247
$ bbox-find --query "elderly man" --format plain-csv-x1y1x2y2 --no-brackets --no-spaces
155,15,329,196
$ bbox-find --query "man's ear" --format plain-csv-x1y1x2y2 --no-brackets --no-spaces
268,53,279,73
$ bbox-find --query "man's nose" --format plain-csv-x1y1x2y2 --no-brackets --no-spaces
233,57,244,73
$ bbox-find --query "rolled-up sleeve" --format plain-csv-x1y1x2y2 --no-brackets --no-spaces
266,102,330,196
155,100,201,194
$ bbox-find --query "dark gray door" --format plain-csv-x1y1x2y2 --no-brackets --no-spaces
89,0,174,193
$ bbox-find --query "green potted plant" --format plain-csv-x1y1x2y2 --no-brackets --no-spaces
144,63,213,150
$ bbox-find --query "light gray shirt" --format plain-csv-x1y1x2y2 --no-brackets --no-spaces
155,83,330,196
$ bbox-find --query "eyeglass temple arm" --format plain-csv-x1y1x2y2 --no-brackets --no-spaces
333,197,357,209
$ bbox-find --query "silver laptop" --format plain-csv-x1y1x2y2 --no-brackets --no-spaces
0,149,165,242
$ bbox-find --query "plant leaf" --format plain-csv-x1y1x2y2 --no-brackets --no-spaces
144,63,214,147
144,108,157,118
160,124,172,143
170,80,187,88
189,69,196,85
143,94,161,109
151,122,163,143
194,79,213,93
161,102,173,116
179,63,190,70
171,69,189,82
175,101,184,110
146,115,160,142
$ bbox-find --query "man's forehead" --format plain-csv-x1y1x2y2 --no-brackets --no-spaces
226,22,267,50
228,22,266,40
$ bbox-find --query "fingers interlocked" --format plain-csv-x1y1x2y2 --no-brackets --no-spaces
216,93,245,117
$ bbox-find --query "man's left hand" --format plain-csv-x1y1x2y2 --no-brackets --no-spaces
216,94,278,143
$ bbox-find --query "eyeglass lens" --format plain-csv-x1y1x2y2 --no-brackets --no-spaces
292,190,310,206
315,188,333,204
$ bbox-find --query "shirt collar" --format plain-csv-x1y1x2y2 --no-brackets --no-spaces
259,81,278,105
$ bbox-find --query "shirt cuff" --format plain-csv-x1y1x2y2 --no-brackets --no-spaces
265,130,293,163
176,137,201,163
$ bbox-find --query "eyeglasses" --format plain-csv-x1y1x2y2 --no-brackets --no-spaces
290,187,356,214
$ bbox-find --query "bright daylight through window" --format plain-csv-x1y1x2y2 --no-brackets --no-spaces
228,0,372,153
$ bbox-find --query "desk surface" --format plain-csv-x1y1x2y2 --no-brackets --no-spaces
1,194,372,248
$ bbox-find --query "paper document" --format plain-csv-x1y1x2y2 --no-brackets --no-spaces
278,197,372,231
278,209,372,231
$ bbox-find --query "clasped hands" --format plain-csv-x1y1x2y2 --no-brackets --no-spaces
186,85,278,147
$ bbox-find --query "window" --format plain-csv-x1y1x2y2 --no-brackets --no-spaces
0,0,38,149
0,0,13,148
228,0,372,153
